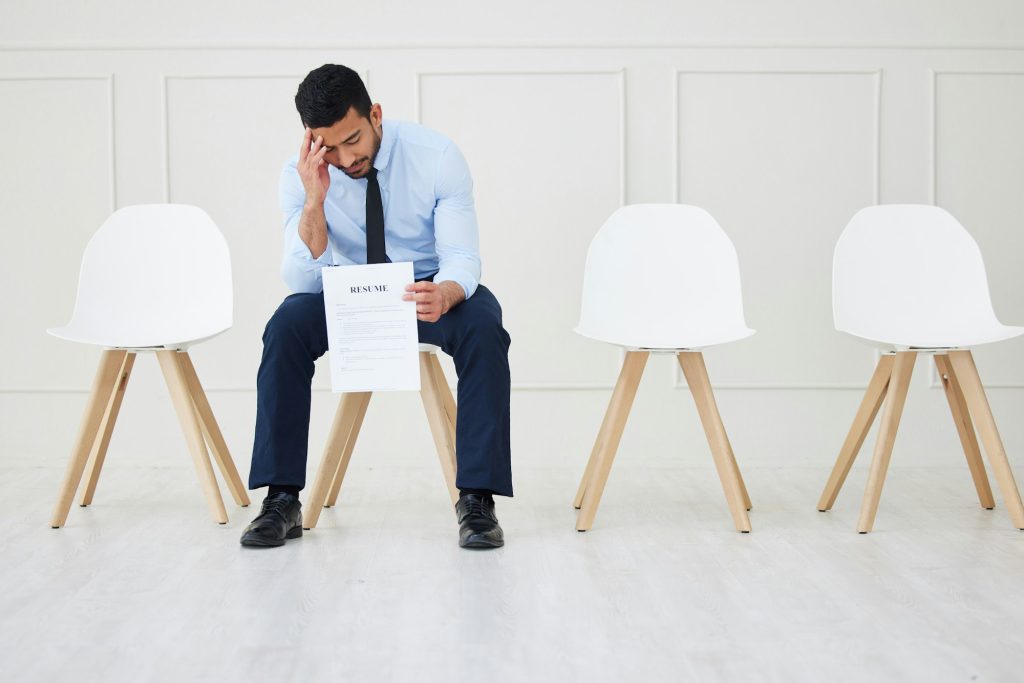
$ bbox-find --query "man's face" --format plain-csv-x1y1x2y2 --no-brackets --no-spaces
310,103,383,179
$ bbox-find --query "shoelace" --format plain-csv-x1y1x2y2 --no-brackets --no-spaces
460,496,492,521
261,496,293,522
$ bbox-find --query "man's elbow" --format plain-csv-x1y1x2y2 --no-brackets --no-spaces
280,260,323,295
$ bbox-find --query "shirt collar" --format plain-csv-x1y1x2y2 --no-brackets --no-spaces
373,120,395,173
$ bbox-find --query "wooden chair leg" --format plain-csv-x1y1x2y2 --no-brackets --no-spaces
429,353,458,476
420,352,459,505
79,352,136,507
326,392,372,508
857,351,916,533
178,352,250,508
818,354,895,511
724,434,753,512
575,351,648,531
157,351,228,524
50,350,127,528
678,352,752,533
304,391,370,528
947,350,1024,529
573,351,629,509
935,354,995,509
573,399,615,509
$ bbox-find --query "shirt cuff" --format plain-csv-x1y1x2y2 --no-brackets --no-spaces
434,267,478,300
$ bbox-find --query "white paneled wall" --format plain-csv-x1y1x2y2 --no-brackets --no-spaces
674,69,880,388
3,2,1024,485
419,70,625,387
1,77,115,390
933,71,1024,388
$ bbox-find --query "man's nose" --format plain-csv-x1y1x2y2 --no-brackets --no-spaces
339,151,356,168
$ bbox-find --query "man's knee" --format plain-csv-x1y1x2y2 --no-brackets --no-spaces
262,293,326,347
451,288,510,351
459,307,511,352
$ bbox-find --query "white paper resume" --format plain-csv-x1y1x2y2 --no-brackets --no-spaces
322,262,420,393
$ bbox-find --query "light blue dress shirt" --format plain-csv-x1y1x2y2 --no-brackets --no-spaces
279,119,481,298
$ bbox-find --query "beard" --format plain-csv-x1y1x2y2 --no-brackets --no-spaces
341,158,371,178
340,126,382,179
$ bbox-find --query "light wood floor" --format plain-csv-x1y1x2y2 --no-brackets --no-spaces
2,462,1023,682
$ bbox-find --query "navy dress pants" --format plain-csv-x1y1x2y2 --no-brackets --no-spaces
248,283,513,497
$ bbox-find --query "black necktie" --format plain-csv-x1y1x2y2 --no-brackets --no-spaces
365,167,387,264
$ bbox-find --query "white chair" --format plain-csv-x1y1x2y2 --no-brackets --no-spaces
48,204,250,528
302,344,457,530
573,204,756,532
818,204,1024,532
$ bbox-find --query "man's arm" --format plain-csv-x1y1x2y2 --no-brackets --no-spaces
297,128,331,258
433,142,481,300
298,202,329,260
402,142,480,322
280,129,333,293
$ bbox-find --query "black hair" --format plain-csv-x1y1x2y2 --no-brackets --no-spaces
294,64,372,128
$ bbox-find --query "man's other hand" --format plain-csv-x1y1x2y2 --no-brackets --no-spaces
403,281,465,323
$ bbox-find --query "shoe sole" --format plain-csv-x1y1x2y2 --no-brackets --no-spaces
240,525,303,548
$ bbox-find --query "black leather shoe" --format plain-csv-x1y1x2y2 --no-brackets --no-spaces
240,492,303,548
455,493,504,549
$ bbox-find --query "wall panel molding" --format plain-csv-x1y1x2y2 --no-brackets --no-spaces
6,41,1024,52
414,69,627,207
0,74,117,213
160,73,315,203
0,74,116,393
415,69,627,390
927,69,1024,389
671,69,881,390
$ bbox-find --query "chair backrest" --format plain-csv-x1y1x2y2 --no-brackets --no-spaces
833,205,1002,346
576,204,753,349
62,204,232,347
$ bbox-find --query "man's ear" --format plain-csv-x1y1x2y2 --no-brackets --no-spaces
370,103,383,133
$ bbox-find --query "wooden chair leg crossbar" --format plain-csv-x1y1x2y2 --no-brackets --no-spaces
50,349,250,528
817,350,1024,533
302,351,458,530
573,350,753,533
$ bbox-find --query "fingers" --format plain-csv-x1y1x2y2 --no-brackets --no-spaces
300,134,328,187
403,283,442,321
301,130,325,168
309,137,325,167
402,291,436,303
403,288,441,321
414,303,441,322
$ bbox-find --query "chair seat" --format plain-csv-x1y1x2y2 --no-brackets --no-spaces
574,325,756,350
49,327,438,353
840,322,1024,350
47,323,230,350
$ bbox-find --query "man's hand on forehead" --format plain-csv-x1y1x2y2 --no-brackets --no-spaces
297,127,330,205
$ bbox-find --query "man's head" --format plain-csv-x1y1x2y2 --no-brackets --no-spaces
294,64,382,179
